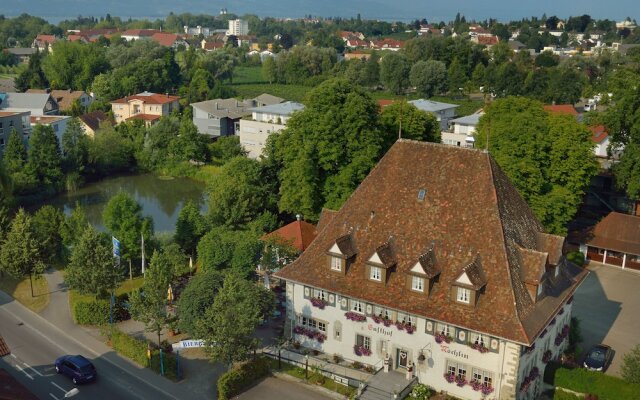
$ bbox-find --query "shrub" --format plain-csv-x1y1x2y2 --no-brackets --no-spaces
566,251,585,266
109,328,149,367
149,348,180,381
409,383,432,399
555,366,640,399
622,344,640,384
73,294,130,325
217,357,271,400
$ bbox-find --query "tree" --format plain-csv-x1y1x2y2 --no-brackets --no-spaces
14,49,48,91
87,123,135,176
410,60,448,98
60,202,89,248
176,269,224,336
64,225,123,297
196,227,262,275
197,273,275,365
32,205,64,265
209,136,246,163
622,344,640,384
25,124,63,191
169,115,209,164
379,102,441,152
61,118,89,174
102,192,153,265
475,97,598,234
129,250,175,346
174,200,205,256
447,57,468,94
266,78,381,218
2,130,27,176
380,52,410,94
207,157,275,228
0,209,47,296
261,56,277,84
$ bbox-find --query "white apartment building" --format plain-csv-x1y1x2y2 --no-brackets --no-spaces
409,99,459,132
228,19,249,36
238,101,304,159
441,112,483,148
276,140,587,400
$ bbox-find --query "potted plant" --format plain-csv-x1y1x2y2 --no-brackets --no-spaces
443,372,455,383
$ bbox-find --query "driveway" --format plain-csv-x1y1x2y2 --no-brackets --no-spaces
235,376,332,400
572,262,640,376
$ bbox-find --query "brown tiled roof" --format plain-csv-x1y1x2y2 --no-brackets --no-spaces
585,212,640,256
476,35,499,45
79,111,114,132
150,32,182,47
536,232,564,266
369,242,397,268
415,248,441,278
0,334,9,356
518,246,548,284
543,104,578,116
317,209,337,233
334,233,357,258
275,140,587,344
456,255,488,290
27,89,86,111
262,219,318,252
111,93,179,105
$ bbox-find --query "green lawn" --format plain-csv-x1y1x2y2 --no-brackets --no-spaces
0,74,17,79
230,83,312,103
266,358,356,397
68,276,144,315
232,66,267,84
0,274,49,312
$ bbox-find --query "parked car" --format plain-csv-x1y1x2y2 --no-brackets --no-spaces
583,344,613,372
55,355,97,384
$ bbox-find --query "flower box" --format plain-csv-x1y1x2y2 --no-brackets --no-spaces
443,373,455,383
471,342,489,353
542,350,553,363
310,298,327,309
353,345,372,357
345,311,367,322
471,380,483,391
394,322,415,334
293,326,327,343
454,375,467,387
481,385,494,395
435,333,452,344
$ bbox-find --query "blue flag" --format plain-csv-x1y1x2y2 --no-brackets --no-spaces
112,236,121,258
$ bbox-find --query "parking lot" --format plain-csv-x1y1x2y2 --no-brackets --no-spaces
572,262,640,376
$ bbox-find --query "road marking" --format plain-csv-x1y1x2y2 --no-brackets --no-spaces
49,393,60,400
23,361,43,376
51,381,67,393
15,364,34,380
10,354,17,359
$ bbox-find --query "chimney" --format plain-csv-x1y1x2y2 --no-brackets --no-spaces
296,214,302,221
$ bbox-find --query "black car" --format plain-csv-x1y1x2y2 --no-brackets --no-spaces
583,344,613,372
55,355,97,384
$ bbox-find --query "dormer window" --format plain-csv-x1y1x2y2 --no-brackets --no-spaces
370,266,382,281
406,246,441,295
331,256,342,271
457,287,471,303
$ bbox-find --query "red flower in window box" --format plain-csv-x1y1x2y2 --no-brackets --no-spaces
345,312,367,322
310,298,327,309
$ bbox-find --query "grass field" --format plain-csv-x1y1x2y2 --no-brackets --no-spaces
0,74,17,79
231,83,313,103
232,66,267,85
0,274,50,312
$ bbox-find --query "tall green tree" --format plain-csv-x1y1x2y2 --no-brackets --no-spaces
174,200,206,256
25,124,63,191
196,227,262,275
102,192,153,265
64,225,123,297
197,273,275,365
380,52,410,94
0,209,47,296
32,205,65,265
475,97,598,234
410,60,448,98
266,78,381,218
176,269,224,336
60,202,89,248
379,102,441,152
61,118,89,174
129,250,176,346
1,130,33,194
14,49,49,91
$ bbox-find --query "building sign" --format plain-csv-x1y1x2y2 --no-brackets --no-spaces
367,324,393,337
171,340,206,350
331,374,349,386
439,345,469,359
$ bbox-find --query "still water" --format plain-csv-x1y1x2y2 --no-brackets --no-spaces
42,174,208,233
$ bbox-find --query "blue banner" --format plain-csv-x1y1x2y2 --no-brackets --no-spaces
112,236,121,258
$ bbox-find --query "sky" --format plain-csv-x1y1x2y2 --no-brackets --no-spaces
5,0,640,23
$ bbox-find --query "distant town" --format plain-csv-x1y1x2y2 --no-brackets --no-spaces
1,9,640,400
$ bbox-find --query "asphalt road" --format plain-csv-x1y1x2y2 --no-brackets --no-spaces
0,296,176,400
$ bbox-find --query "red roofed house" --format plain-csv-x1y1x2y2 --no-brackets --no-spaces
121,29,162,42
275,140,587,400
150,32,189,48
32,35,58,52
580,212,640,270
346,39,369,49
263,216,318,253
110,91,180,127
472,35,500,47
371,38,404,51
543,104,579,116
66,34,89,43
339,31,365,41
377,99,396,109
589,125,619,158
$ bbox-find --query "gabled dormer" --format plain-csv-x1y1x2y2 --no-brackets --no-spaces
326,233,357,275
452,255,487,306
365,241,396,284
536,232,565,278
518,245,548,302
406,247,441,295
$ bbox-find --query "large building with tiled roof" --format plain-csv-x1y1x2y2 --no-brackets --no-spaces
110,91,180,126
275,140,587,400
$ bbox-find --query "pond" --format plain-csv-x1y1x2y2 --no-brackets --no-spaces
41,174,208,233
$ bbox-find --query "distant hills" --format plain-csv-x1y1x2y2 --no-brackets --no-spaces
5,0,639,23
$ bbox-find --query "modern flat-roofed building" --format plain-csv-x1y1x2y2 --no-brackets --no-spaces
409,99,459,131
0,111,31,151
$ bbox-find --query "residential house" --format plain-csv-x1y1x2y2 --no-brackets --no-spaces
345,39,369,49
110,91,180,126
26,89,93,113
66,34,89,43
201,39,225,51
589,125,621,159
472,35,499,47
578,212,640,271
0,92,60,116
227,19,249,36
74,28,119,42
184,26,214,37
259,216,318,273
150,32,189,48
508,40,527,52
78,110,115,138
249,94,285,107
31,34,58,52
543,104,580,121
441,112,483,148
409,99,459,131
6,48,36,63
121,29,162,41
339,31,365,41
0,111,31,151
30,115,70,144
238,101,304,159
418,25,443,36
275,140,587,400
370,39,404,51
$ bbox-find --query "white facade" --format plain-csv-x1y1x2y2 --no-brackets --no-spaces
285,281,573,400
442,131,474,148
228,19,249,36
238,101,303,159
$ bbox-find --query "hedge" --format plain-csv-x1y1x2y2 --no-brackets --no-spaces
217,357,271,400
555,367,640,399
73,294,130,325
149,348,180,381
566,251,586,266
109,328,149,367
